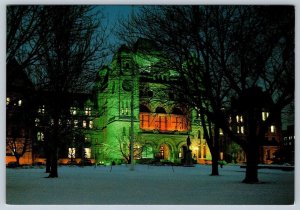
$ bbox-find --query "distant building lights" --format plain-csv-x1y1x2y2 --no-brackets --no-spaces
68,148,76,158
6,97,10,105
262,112,269,121
18,99,22,106
85,148,91,158
89,121,93,129
70,107,77,115
38,105,45,114
271,125,276,133
74,120,78,128
241,126,244,134
85,107,92,116
37,132,44,141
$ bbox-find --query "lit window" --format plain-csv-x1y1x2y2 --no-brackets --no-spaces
89,121,93,129
37,132,44,141
271,125,276,133
237,126,244,134
83,120,87,128
18,99,22,106
74,120,78,128
85,107,92,116
84,148,91,158
241,126,244,134
68,148,76,158
262,112,269,121
236,115,243,123
70,107,77,115
6,97,10,105
50,119,54,126
35,118,40,126
219,129,223,135
38,105,45,114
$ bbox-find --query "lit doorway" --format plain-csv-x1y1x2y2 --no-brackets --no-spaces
159,144,170,160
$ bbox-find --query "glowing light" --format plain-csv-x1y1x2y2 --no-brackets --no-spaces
271,125,276,133
68,148,76,158
37,132,44,141
6,97,10,105
85,107,92,116
70,107,77,115
262,112,269,121
84,148,91,158
74,120,78,128
89,121,93,129
18,99,22,106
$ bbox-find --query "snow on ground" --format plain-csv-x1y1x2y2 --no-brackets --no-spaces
6,164,294,206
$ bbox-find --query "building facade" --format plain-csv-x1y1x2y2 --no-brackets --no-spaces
93,40,211,165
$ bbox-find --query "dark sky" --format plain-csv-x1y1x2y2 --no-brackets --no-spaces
99,5,138,60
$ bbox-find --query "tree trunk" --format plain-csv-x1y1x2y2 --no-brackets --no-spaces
210,126,220,175
47,119,59,178
46,157,51,173
48,150,58,177
15,155,20,167
211,149,219,175
242,141,259,183
45,146,51,173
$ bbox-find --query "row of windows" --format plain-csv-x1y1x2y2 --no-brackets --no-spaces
68,148,91,159
229,112,270,124
37,105,92,116
140,113,189,132
220,124,276,135
35,118,93,128
6,97,22,106
37,131,91,143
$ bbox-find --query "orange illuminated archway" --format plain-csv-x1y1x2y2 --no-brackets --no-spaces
159,144,170,160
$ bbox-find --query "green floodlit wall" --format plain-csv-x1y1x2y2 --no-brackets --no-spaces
92,41,212,164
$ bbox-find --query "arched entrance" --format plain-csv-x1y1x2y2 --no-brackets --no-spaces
159,144,171,160
141,144,154,159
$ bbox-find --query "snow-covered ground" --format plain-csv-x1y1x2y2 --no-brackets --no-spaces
5,164,294,207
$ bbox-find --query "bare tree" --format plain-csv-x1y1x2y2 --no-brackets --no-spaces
7,6,43,71
6,127,32,166
7,5,109,177
34,6,109,177
118,5,294,182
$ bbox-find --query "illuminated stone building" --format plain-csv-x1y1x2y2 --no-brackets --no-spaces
94,39,211,164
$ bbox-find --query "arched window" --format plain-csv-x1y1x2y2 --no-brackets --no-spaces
171,107,183,115
140,104,150,112
155,107,166,113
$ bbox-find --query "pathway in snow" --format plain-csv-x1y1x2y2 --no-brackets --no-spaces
6,164,294,205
